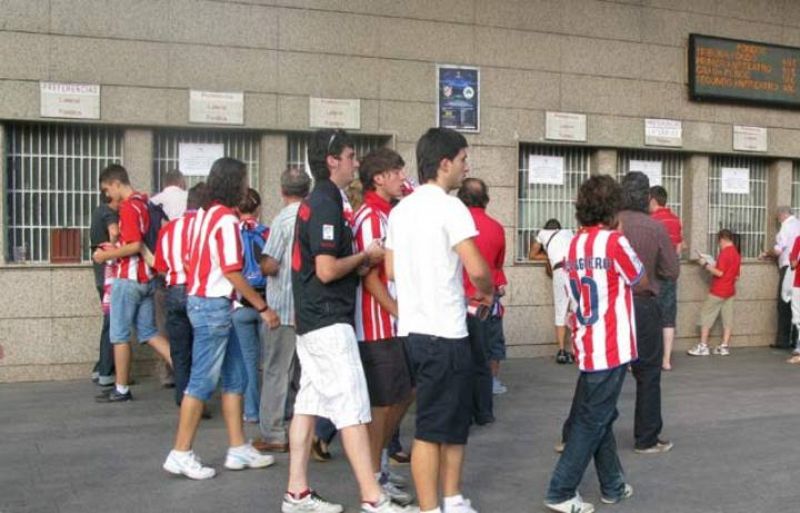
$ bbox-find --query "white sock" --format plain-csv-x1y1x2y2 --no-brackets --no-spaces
172,449,191,457
421,509,442,513
444,495,465,508
229,444,247,452
115,384,129,394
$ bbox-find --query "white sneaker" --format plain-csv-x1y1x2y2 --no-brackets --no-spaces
687,343,710,356
443,497,478,513
163,450,216,480
492,378,508,395
362,494,418,513
224,443,275,470
385,469,408,488
544,494,594,513
713,345,730,356
601,483,634,504
282,491,343,513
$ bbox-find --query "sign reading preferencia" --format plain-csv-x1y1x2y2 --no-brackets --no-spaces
689,34,800,108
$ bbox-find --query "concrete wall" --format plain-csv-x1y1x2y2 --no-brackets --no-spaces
1,0,798,380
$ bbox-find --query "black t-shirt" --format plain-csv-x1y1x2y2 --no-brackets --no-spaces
89,203,119,289
291,179,358,335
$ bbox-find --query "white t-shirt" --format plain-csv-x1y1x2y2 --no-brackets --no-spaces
151,185,188,221
536,228,574,268
775,215,800,268
386,184,478,339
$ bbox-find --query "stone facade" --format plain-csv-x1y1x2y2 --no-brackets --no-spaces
0,0,798,381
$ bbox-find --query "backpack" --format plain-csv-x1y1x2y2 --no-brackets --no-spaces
241,223,269,291
144,201,170,253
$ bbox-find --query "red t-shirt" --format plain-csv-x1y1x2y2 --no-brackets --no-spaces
709,245,741,298
790,237,800,287
651,207,683,248
117,192,152,283
463,207,507,298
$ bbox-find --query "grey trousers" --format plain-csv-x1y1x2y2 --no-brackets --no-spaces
259,325,297,444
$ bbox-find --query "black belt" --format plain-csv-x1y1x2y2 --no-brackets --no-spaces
553,262,564,271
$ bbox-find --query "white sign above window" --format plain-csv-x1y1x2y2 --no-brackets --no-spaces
179,143,225,176
720,167,750,195
529,156,565,185
309,97,361,129
733,125,768,153
40,82,100,119
545,112,587,142
629,160,663,186
645,119,682,147
189,90,244,125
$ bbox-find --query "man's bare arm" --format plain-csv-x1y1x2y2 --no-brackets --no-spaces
455,238,493,302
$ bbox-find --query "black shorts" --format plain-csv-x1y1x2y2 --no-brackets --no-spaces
657,279,678,328
358,338,413,407
406,333,474,445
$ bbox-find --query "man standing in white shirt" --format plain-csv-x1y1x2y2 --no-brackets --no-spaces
386,128,493,513
530,219,574,364
152,169,188,221
760,206,800,349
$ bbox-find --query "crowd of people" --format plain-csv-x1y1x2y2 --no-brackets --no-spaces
85,124,797,513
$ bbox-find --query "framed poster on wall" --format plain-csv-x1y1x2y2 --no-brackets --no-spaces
436,64,480,133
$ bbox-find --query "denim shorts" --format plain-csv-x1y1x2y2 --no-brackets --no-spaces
184,296,246,401
486,316,506,361
109,278,159,344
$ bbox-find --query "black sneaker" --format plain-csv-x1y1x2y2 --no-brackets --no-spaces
565,351,575,364
95,388,132,403
556,350,569,364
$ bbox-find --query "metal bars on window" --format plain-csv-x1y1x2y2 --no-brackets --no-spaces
617,150,683,220
287,133,391,172
5,123,124,263
792,163,800,216
153,130,261,192
708,156,767,259
517,145,590,261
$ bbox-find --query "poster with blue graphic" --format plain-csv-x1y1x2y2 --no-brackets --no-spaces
437,65,480,133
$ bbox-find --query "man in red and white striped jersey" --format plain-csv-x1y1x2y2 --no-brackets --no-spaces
544,175,643,513
163,158,277,480
353,148,414,505
153,182,207,407
92,164,172,403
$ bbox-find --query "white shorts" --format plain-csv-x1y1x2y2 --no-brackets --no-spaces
552,269,570,326
294,323,371,429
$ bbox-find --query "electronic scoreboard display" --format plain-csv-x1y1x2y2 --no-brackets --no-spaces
689,33,800,108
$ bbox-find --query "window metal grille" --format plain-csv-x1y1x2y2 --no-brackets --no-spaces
287,132,391,171
517,145,590,261
153,129,261,192
617,150,683,220
792,163,800,216
708,155,767,259
5,123,124,263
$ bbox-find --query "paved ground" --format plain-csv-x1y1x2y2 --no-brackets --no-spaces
2,347,799,513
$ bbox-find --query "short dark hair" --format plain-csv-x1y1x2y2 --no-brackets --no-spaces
416,128,468,184
359,148,405,192
187,182,207,210
650,185,668,207
281,166,311,198
457,177,489,208
99,164,130,186
307,129,355,181
205,157,247,208
621,172,650,213
238,188,261,214
164,169,184,187
575,175,623,227
718,228,741,253
544,218,562,230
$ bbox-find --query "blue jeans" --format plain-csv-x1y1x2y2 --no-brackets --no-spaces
546,365,628,504
184,296,246,402
165,285,192,406
316,417,337,445
232,306,262,421
467,315,493,423
109,278,159,343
